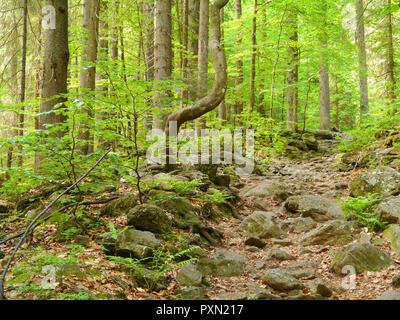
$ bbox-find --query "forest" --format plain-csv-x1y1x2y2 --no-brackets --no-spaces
1,0,400,301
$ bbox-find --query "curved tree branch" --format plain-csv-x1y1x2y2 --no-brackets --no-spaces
164,0,229,134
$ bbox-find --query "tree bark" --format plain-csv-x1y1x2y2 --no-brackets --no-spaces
386,0,396,106
318,0,331,131
355,0,369,119
285,9,298,131
164,0,229,134
39,0,69,136
79,0,100,155
234,0,243,117
249,0,257,112
154,0,172,129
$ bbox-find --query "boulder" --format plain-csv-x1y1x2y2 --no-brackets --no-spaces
349,166,400,198
129,266,167,291
268,248,296,261
309,278,332,297
331,242,394,274
284,195,344,222
375,197,400,224
244,237,266,249
281,262,315,279
378,290,400,300
142,173,189,192
263,269,304,292
300,220,352,246
179,170,211,191
100,194,138,217
242,180,293,202
382,224,400,256
214,174,231,187
102,228,161,259
176,262,203,287
127,204,172,234
176,287,205,300
239,211,286,239
280,217,317,233
198,249,246,277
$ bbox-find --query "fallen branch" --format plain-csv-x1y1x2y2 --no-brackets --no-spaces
0,196,120,246
0,149,112,300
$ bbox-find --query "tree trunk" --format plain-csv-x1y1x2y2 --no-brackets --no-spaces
386,0,396,106
164,0,229,134
154,0,172,129
39,0,69,135
249,0,257,112
79,0,100,155
218,7,226,122
37,0,69,166
285,10,298,131
234,0,243,118
318,0,331,131
355,0,369,119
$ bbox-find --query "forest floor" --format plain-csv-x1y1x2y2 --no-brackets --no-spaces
1,136,399,300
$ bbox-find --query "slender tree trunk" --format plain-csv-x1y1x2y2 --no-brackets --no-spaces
318,0,331,131
386,0,396,107
154,0,172,129
218,7,226,122
286,10,298,131
79,0,100,155
355,0,369,120
234,0,243,118
249,0,257,112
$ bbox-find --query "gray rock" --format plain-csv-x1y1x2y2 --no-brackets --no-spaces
269,248,296,261
281,262,315,279
378,290,400,300
0,200,12,213
271,238,293,247
349,166,400,198
375,197,400,224
300,220,353,246
176,262,203,287
310,278,332,297
142,173,189,192
127,204,172,234
244,237,266,248
252,197,270,211
382,224,400,256
100,194,138,217
331,242,394,274
176,287,205,300
242,180,293,202
103,228,161,259
239,211,286,239
280,217,317,233
198,249,246,277
284,195,344,222
392,275,400,288
263,269,304,292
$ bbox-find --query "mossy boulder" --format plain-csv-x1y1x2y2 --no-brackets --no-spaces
240,211,286,239
300,220,352,246
349,166,400,198
375,196,400,224
127,204,172,234
284,195,344,222
100,194,138,217
331,242,394,274
198,249,246,277
382,224,400,256
263,269,304,292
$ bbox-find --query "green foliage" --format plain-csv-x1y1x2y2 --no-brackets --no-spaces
340,194,386,231
168,178,204,194
201,188,232,204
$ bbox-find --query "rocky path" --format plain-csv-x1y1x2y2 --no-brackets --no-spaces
196,138,400,300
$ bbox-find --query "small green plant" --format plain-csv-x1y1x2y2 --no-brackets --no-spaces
168,178,204,194
201,188,232,204
340,194,386,231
